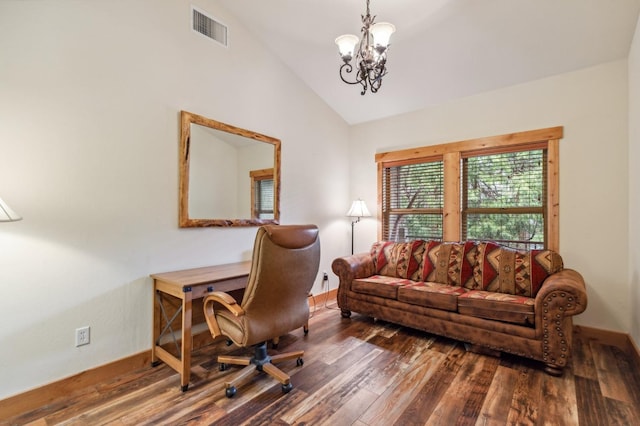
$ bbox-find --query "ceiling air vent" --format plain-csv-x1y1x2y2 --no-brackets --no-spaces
192,6,228,47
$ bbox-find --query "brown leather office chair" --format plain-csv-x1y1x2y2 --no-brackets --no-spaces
203,224,320,397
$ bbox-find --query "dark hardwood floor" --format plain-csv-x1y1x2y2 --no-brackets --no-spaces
4,305,640,425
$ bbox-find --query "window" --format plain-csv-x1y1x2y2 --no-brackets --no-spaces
250,168,274,220
381,160,444,241
376,127,561,251
462,149,545,250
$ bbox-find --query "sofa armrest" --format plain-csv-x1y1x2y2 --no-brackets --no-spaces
535,268,588,318
331,252,375,286
534,268,587,372
332,252,375,315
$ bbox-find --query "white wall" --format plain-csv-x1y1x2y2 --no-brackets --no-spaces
0,0,351,399
629,15,640,347
349,60,630,333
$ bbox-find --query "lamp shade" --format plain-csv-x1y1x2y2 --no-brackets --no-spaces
335,34,359,60
0,197,22,222
370,22,395,48
346,199,371,218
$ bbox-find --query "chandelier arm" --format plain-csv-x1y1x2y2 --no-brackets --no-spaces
339,63,364,86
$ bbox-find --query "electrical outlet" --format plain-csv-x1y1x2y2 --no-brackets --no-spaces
323,272,328,281
75,326,90,347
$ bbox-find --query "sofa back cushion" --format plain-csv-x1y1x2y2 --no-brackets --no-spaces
473,242,563,297
371,240,425,281
420,240,442,282
431,242,479,288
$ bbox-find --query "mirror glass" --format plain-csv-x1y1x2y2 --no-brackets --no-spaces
179,111,281,227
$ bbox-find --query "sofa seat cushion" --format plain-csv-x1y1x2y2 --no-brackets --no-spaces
458,290,535,326
397,282,469,311
352,275,414,299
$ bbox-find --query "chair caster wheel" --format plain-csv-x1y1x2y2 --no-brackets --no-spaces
282,383,293,394
181,384,189,392
219,363,228,371
303,326,309,335
296,358,304,367
226,339,233,346
225,386,237,398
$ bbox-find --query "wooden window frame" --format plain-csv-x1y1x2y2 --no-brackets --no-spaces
250,168,274,220
375,127,562,251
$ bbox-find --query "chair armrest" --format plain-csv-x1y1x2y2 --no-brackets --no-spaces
204,291,245,316
203,291,245,339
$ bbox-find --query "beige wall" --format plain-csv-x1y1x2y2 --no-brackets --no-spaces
630,15,640,346
0,0,351,399
349,60,630,334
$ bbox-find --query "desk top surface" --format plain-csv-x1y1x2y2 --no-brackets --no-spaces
150,260,251,287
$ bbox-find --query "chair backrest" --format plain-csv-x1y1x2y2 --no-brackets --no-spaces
240,224,320,346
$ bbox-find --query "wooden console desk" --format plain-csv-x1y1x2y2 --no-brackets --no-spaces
150,261,251,391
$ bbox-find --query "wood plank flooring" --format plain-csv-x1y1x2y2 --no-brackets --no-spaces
4,305,640,425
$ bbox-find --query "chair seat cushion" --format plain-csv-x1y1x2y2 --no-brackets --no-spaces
397,282,468,311
215,310,246,345
352,275,413,299
457,290,535,326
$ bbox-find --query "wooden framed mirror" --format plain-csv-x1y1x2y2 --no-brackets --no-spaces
179,111,281,227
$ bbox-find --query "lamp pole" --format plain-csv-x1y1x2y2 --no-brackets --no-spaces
351,217,360,255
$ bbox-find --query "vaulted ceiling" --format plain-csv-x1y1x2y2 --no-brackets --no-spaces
218,0,640,125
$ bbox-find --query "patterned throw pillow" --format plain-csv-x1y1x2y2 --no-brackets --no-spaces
473,242,564,297
431,242,478,288
420,240,442,282
371,241,425,280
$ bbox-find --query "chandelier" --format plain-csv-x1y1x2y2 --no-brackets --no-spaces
335,0,396,95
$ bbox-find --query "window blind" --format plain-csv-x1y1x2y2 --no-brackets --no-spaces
462,149,546,249
255,179,274,219
382,160,444,241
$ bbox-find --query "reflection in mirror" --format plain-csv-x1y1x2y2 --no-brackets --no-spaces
179,111,281,227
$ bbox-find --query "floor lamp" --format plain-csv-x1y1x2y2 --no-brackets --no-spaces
347,199,371,254
0,197,22,222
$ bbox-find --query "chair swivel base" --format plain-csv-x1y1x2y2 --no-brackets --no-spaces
218,341,304,398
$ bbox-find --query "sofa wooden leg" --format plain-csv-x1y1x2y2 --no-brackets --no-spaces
341,309,351,318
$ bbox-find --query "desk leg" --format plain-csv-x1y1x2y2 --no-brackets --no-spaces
180,290,193,392
151,281,160,367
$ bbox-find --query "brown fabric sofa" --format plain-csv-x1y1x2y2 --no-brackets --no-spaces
331,240,588,376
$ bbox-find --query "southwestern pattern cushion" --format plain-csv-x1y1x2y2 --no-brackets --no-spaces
473,242,564,297
458,290,535,326
398,282,469,311
432,242,478,288
352,275,414,299
420,240,442,282
371,240,425,280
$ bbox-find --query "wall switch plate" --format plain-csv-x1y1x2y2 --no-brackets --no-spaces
75,326,90,347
